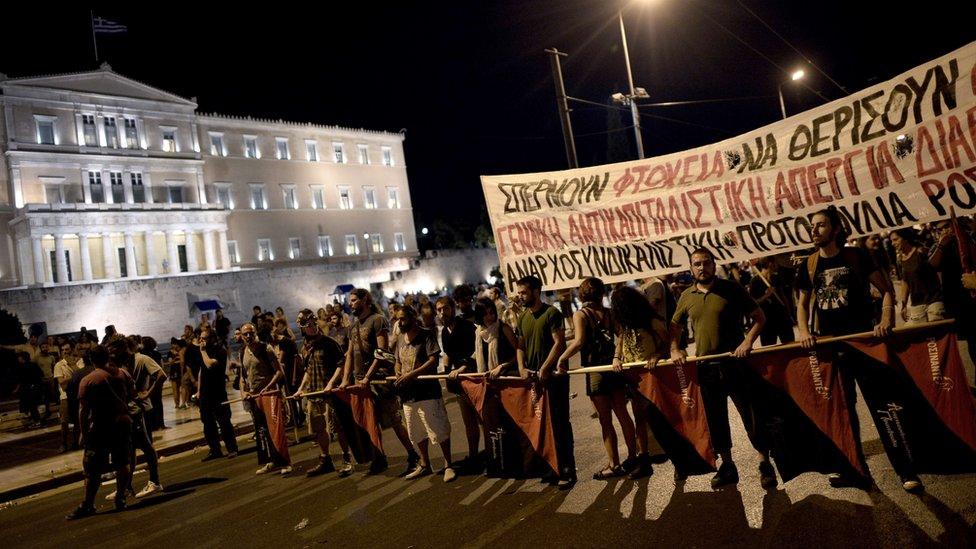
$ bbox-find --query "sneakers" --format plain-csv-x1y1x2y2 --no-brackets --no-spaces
901,475,924,493
366,455,389,476
828,472,872,490
135,481,163,498
710,461,739,489
226,451,239,459
556,474,577,490
628,454,654,480
104,486,136,500
306,456,336,477
201,452,223,462
443,466,457,483
337,460,353,478
398,453,420,478
404,464,432,480
256,463,277,475
759,461,778,489
65,504,96,520
280,466,293,475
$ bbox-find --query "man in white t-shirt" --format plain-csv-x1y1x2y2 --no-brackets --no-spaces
55,341,85,453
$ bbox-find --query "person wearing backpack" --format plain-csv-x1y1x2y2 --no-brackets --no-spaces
558,277,636,480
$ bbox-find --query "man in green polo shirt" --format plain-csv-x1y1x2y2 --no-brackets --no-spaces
670,248,774,489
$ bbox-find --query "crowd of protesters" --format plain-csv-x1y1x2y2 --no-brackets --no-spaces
4,208,974,519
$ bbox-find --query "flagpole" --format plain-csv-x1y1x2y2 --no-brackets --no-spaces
90,11,99,63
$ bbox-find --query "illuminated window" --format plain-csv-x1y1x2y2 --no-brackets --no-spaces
35,116,57,145
305,140,318,162
257,239,273,262
161,127,177,152
394,233,406,252
209,132,226,157
357,144,370,165
282,185,297,209
82,115,98,146
369,233,384,253
250,184,267,210
332,142,346,163
88,171,104,202
387,187,400,209
215,184,233,209
344,235,359,255
310,186,325,209
275,137,290,160
104,117,118,148
363,187,376,209
132,173,145,203
227,240,240,264
124,118,138,148
110,172,124,203
381,146,394,166
338,186,352,209
288,237,301,259
317,235,333,257
244,136,259,158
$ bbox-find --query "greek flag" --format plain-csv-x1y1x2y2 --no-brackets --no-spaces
93,16,127,34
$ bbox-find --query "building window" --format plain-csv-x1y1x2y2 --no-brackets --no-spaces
387,187,400,209
310,186,325,209
216,184,233,209
45,184,65,204
169,185,184,204
257,239,273,262
288,237,301,259
394,232,406,252
131,173,145,203
282,185,297,210
35,116,57,145
338,186,352,209
317,235,333,257
49,250,73,283
227,240,240,265
110,171,125,203
363,187,377,209
244,136,259,159
124,118,139,148
344,235,359,255
177,244,189,272
161,127,177,152
382,146,394,166
332,142,346,163
209,133,226,157
369,233,384,253
250,184,267,210
104,117,118,148
275,137,290,160
357,144,370,164
305,140,318,162
82,115,98,146
88,171,104,203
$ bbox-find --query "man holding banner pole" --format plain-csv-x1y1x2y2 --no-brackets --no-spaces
794,206,925,492
515,275,572,487
239,323,292,476
670,247,775,490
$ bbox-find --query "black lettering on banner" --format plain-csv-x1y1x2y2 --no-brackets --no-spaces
931,59,959,117
811,113,834,157
789,125,812,161
860,90,886,144
881,84,912,133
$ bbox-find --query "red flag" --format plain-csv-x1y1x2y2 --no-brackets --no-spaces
624,365,717,476
950,208,976,273
844,325,976,473
332,386,386,463
255,393,291,464
745,347,867,480
460,378,559,477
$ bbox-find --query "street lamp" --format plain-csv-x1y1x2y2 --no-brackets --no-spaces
615,10,648,159
778,69,805,119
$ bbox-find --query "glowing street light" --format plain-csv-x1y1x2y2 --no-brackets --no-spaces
778,68,806,119
421,227,429,235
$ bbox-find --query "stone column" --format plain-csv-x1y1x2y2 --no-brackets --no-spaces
31,236,45,284
53,235,68,283
124,233,138,277
102,233,117,279
218,230,230,269
203,231,217,271
185,230,199,272
81,169,93,204
165,230,180,274
144,231,158,276
79,233,93,281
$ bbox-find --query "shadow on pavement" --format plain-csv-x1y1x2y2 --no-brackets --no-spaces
164,477,227,492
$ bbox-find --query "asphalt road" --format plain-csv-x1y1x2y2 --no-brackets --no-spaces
1,374,974,549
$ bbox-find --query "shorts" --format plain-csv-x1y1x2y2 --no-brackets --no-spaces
82,432,131,476
402,398,451,445
586,371,625,397
59,398,71,425
376,394,404,430
306,398,338,437
907,302,945,324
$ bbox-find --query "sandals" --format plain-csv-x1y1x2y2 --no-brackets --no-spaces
592,465,626,480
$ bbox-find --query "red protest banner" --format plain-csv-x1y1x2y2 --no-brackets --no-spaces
255,393,291,464
332,386,386,463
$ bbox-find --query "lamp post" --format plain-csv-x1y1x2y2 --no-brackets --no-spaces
616,10,648,159
778,69,806,119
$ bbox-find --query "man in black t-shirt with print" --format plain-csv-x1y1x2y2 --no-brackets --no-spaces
795,206,924,492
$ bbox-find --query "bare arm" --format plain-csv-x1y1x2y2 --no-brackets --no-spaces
869,270,896,336
557,311,587,367
669,320,689,365
733,307,765,357
541,327,566,378
361,331,389,384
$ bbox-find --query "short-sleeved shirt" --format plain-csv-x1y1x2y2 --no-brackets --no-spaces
640,278,668,320
79,367,135,440
129,353,163,412
54,358,84,400
243,344,277,392
441,318,476,372
349,312,390,380
516,305,564,371
302,335,345,393
672,277,758,356
393,328,442,403
794,248,877,336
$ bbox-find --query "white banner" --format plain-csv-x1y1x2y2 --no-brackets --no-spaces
481,42,976,291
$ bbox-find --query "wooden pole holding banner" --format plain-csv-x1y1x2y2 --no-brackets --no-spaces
571,319,955,375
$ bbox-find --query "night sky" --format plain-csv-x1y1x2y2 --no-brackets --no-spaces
2,2,972,237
